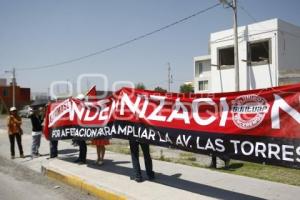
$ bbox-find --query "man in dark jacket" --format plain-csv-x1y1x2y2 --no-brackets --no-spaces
30,107,43,157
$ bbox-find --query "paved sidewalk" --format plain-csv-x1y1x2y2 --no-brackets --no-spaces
0,129,299,200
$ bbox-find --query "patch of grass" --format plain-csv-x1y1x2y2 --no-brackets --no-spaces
152,154,205,168
106,144,131,155
157,156,173,162
179,152,197,162
155,153,300,186
216,161,300,186
191,162,204,168
105,141,155,156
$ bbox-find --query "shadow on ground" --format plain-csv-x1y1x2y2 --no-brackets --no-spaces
58,149,78,155
59,156,264,200
226,163,244,170
214,162,245,171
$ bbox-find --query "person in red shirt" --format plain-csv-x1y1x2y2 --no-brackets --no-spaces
92,138,110,165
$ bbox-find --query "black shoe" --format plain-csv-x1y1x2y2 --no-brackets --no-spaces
50,155,57,159
147,172,155,180
32,153,40,158
209,162,217,168
79,160,86,164
75,159,86,164
74,159,81,163
134,177,143,183
224,160,230,169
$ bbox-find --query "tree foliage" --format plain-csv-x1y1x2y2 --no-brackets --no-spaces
135,82,146,90
179,84,194,93
154,86,167,93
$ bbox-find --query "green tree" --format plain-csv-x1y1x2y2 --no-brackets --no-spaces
154,86,167,93
135,82,146,90
179,84,194,93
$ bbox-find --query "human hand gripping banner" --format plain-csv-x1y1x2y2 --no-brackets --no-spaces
43,84,300,168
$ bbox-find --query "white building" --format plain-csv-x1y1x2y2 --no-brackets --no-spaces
194,18,300,93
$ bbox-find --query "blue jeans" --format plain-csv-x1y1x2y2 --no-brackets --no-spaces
32,134,41,156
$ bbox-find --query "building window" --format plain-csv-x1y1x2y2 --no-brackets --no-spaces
198,80,208,91
198,63,203,75
2,88,8,97
248,40,271,64
195,62,203,76
218,46,234,66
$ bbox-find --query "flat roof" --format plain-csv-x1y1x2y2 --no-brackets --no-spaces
194,55,211,61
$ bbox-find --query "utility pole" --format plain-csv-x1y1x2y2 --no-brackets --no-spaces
220,0,239,91
47,87,50,100
233,0,239,91
5,67,16,107
66,79,69,94
72,80,76,96
12,68,16,107
167,63,173,92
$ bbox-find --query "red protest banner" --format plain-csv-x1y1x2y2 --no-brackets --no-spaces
44,83,300,168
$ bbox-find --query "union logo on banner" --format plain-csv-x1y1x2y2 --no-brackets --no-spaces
231,95,269,129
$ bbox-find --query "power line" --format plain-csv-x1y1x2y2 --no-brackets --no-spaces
238,4,258,23
17,3,220,72
211,2,300,44
239,4,300,39
172,79,189,82
147,80,168,87
211,2,261,44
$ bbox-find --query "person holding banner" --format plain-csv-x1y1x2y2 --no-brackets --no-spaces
43,103,59,159
129,140,155,182
92,138,110,165
73,94,87,164
73,139,87,164
49,140,58,158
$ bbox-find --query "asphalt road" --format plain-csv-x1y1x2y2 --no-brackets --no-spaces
0,155,98,200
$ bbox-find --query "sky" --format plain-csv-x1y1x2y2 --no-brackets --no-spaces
0,0,300,94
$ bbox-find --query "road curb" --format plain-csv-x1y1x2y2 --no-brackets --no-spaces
41,165,127,200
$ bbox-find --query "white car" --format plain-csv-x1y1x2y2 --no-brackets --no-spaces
18,105,32,118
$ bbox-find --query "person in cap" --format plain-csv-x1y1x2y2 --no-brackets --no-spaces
7,107,24,159
29,107,44,158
